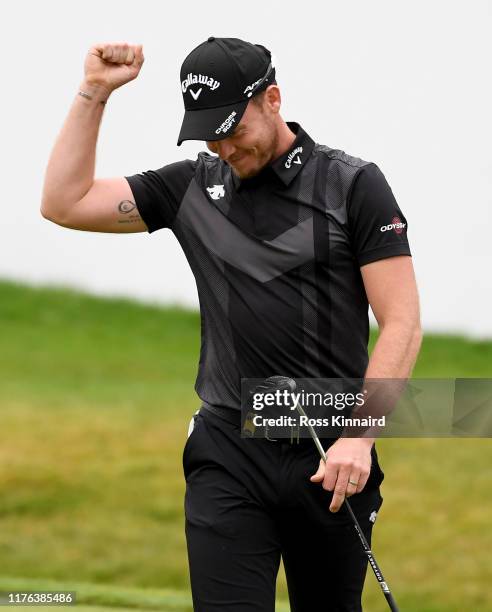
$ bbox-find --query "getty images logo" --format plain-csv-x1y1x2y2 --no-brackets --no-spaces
285,146,303,169
380,216,406,234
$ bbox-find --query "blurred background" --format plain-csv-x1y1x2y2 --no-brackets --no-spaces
1,1,491,610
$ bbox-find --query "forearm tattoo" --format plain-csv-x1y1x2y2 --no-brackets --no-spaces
117,200,142,224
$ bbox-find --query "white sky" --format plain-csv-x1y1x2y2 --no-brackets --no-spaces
2,0,491,337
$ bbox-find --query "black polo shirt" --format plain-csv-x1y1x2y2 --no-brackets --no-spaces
125,122,411,410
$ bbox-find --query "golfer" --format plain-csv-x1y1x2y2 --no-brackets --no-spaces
41,37,422,611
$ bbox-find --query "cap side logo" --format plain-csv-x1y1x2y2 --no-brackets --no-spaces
285,146,303,169
182,73,221,99
244,78,262,97
244,54,276,98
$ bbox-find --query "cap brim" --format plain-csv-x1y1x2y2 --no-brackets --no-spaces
177,99,249,146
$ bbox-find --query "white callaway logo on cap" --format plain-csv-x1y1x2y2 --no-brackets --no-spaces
182,73,221,100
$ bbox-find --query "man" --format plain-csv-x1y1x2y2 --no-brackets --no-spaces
41,37,422,611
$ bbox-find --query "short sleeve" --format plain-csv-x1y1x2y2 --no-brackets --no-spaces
347,163,411,266
125,159,196,233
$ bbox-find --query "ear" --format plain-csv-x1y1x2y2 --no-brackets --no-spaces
265,85,281,114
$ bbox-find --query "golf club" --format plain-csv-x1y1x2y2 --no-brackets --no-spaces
264,376,399,612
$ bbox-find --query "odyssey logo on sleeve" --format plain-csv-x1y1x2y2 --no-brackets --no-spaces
215,111,237,135
380,216,406,234
182,73,221,100
285,146,303,169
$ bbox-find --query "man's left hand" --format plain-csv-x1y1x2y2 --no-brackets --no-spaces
309,438,374,512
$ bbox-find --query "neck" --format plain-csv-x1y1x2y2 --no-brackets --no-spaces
272,118,297,160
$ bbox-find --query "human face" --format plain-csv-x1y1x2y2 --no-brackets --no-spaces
206,98,279,179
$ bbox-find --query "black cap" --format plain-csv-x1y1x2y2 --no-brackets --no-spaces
177,37,275,146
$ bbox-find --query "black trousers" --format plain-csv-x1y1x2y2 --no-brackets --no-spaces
182,406,384,612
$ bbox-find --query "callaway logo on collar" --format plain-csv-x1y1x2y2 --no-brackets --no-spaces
177,37,276,146
285,146,303,169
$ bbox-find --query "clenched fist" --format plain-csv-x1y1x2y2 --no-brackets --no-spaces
83,42,145,93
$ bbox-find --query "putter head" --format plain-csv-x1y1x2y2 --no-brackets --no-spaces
245,376,299,441
260,375,297,393
246,376,296,408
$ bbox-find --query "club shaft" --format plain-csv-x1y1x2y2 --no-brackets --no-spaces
293,399,399,612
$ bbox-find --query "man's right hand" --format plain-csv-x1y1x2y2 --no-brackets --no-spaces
83,42,145,94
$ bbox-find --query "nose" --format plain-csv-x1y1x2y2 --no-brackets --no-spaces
213,138,237,162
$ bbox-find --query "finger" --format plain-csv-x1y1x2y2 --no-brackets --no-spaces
329,488,346,513
135,44,145,65
329,465,351,512
100,45,114,61
91,44,104,60
345,473,361,498
125,46,135,65
115,43,128,63
322,459,339,491
354,467,371,493
310,459,325,482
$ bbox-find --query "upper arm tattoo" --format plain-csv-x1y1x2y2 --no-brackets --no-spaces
118,200,136,214
117,200,142,224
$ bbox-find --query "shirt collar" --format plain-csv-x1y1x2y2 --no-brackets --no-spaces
231,122,315,191
269,122,315,186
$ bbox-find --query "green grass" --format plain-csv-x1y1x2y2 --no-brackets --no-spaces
1,277,491,611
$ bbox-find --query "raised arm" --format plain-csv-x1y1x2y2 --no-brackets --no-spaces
40,42,147,233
